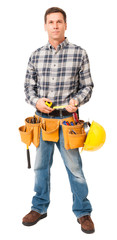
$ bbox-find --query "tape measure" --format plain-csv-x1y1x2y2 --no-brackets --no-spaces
45,102,78,109
45,101,53,107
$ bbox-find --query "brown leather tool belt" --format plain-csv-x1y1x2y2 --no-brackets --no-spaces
19,114,86,150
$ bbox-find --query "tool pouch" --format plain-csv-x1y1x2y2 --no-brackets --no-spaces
68,128,86,149
19,125,33,146
62,120,86,150
25,117,41,148
41,118,60,142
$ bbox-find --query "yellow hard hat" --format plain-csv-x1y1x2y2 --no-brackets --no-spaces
83,121,106,151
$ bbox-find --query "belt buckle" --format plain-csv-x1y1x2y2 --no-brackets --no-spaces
60,109,62,117
48,113,54,118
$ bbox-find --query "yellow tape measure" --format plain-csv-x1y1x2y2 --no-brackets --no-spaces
45,101,78,109
45,101,53,107
53,105,67,109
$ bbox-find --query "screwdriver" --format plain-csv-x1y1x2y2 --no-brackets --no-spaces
73,112,79,124
37,117,40,123
31,115,36,124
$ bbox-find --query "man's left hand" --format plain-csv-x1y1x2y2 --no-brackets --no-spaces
65,99,78,113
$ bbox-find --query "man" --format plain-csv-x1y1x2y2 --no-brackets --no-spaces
23,7,95,234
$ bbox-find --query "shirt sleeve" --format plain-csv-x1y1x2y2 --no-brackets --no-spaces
74,49,94,107
24,54,39,107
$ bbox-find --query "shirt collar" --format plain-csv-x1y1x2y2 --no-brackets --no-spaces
47,37,69,50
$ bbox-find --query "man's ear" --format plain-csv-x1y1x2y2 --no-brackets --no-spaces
65,23,67,30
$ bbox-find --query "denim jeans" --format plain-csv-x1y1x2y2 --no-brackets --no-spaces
31,112,92,219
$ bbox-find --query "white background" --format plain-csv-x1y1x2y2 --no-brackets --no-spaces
0,0,117,239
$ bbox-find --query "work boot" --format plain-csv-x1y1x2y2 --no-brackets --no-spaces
77,215,95,234
22,210,47,226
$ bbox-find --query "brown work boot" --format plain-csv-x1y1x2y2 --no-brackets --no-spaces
22,210,47,226
77,215,95,234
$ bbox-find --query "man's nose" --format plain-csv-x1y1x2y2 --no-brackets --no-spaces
53,22,58,29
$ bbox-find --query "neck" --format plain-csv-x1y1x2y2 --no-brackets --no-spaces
49,37,65,49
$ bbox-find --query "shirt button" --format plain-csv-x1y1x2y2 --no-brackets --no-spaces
52,78,54,80
54,64,56,67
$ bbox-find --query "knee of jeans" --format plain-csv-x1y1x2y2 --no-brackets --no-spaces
72,169,86,183
34,152,53,171
34,153,46,170
34,160,43,171
65,159,84,180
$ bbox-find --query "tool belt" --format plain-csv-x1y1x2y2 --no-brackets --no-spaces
19,114,86,150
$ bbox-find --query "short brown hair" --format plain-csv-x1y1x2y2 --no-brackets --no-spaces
44,7,67,23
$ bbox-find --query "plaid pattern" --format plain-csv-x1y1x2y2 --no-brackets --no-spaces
24,38,94,107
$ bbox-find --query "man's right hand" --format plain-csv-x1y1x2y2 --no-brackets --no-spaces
36,98,54,113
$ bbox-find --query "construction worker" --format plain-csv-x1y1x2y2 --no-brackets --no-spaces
23,7,95,234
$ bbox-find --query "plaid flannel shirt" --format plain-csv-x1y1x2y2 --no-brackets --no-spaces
24,38,94,108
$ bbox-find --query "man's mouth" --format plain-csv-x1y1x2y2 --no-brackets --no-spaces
52,31,60,33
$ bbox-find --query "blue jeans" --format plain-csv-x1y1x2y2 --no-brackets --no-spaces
31,113,92,219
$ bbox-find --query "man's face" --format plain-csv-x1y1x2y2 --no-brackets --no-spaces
44,12,67,41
